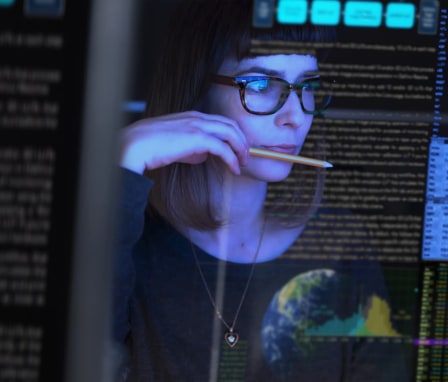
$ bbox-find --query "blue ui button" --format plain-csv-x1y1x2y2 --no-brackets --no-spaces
311,0,341,26
25,0,64,17
277,0,308,25
418,0,439,35
344,1,383,28
0,0,15,7
252,0,275,28
385,3,416,29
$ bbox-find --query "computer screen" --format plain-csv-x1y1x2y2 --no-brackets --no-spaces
0,0,134,381
118,0,446,380
1,0,446,381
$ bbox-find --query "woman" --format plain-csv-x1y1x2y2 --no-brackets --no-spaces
114,1,407,381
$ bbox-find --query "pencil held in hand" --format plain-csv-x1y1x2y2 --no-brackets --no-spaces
249,148,333,168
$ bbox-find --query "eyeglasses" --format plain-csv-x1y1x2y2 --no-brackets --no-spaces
212,75,333,116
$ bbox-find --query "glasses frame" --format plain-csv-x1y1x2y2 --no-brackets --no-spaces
212,74,332,116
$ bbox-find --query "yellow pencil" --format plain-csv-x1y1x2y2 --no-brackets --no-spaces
249,148,333,169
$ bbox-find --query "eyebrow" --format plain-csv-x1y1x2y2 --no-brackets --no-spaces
233,66,284,77
233,66,319,80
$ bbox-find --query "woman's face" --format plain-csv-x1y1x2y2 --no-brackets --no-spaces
204,54,318,182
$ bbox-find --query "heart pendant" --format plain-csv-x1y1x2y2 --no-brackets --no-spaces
224,332,239,348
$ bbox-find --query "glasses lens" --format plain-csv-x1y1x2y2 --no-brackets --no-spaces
301,79,332,114
244,79,284,114
242,77,332,114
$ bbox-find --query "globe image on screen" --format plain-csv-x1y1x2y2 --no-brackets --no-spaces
261,268,399,379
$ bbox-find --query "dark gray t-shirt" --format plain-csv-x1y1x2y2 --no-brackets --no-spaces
113,169,411,382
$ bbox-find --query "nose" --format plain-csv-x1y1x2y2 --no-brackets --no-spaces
274,90,307,129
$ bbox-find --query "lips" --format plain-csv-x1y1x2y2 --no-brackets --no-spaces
261,145,298,155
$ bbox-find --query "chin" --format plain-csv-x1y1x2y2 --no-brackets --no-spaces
243,159,294,182
263,171,292,183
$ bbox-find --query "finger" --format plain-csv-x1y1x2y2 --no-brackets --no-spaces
191,111,248,144
184,135,241,175
136,111,249,155
166,111,249,157
181,117,249,165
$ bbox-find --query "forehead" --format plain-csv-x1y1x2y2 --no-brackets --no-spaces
218,54,318,80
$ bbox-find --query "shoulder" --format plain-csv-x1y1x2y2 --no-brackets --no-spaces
120,167,153,192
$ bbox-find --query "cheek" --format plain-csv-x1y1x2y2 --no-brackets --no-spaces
204,87,259,140
203,87,241,116
237,119,265,143
305,115,314,132
295,115,314,139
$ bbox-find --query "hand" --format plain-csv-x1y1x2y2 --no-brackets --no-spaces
119,111,249,175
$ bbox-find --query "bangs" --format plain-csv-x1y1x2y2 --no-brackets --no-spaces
232,24,336,62
215,2,336,63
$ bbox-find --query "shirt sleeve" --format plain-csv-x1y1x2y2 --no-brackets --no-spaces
113,168,153,343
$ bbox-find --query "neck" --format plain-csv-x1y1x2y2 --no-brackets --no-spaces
189,214,267,264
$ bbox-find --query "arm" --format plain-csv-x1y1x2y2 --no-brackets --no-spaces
114,110,249,339
119,110,249,175
111,168,153,382
113,168,153,343
112,111,249,378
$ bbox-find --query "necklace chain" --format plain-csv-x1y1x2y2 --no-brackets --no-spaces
190,217,267,347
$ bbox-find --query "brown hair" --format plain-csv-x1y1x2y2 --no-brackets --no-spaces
145,0,334,230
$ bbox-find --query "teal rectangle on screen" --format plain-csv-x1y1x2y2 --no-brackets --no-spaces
277,0,308,24
385,3,415,29
0,0,14,6
311,1,341,25
344,1,383,27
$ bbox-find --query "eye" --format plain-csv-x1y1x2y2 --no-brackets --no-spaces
301,79,321,92
246,79,271,93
